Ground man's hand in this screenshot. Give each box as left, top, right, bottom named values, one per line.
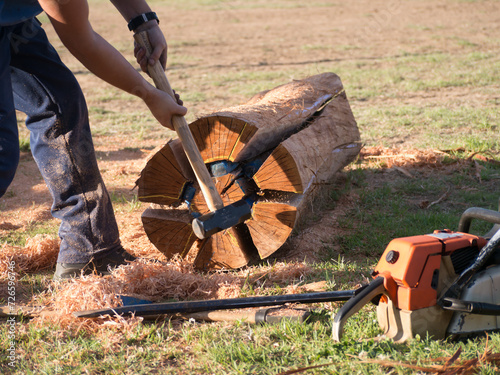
left=109, top=0, right=168, bottom=71
left=134, top=24, right=167, bottom=73
left=144, top=89, right=187, bottom=131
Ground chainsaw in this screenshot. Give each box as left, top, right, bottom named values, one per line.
left=333, top=201, right=500, bottom=342
left=75, top=203, right=500, bottom=343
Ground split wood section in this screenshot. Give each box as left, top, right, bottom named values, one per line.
left=137, top=72, right=361, bottom=270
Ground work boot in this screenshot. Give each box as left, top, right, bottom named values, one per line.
left=54, top=247, right=136, bottom=281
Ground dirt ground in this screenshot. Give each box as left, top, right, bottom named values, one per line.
left=1, top=0, right=499, bottom=265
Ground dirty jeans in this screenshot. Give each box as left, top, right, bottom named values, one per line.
left=0, top=18, right=122, bottom=263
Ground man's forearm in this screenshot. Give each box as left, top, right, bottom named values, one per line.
left=110, top=0, right=153, bottom=23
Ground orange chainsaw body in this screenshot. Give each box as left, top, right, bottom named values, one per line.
left=372, top=230, right=487, bottom=311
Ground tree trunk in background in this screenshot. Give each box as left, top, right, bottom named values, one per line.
left=136, top=72, right=361, bottom=270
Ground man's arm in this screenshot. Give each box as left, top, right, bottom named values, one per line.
left=37, top=0, right=185, bottom=129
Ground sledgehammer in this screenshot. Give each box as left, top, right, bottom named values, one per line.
left=134, top=32, right=252, bottom=239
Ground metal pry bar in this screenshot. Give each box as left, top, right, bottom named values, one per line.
left=74, top=289, right=359, bottom=319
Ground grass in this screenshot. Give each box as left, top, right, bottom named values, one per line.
left=0, top=221, right=58, bottom=248
left=331, top=160, right=500, bottom=257
left=3, top=0, right=500, bottom=373
left=110, top=192, right=141, bottom=213
left=18, top=138, right=30, bottom=153
left=3, top=312, right=500, bottom=374
left=3, top=153, right=499, bottom=374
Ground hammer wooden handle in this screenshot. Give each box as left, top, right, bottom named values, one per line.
left=134, top=31, right=224, bottom=211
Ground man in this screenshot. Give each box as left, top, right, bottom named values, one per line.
left=0, top=0, right=187, bottom=279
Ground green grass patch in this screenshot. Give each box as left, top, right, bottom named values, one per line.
left=326, top=157, right=500, bottom=261
left=357, top=105, right=499, bottom=149
left=110, top=192, right=141, bottom=213
left=326, top=51, right=499, bottom=101
left=0, top=220, right=58, bottom=248
left=18, top=137, right=30, bottom=153
left=88, top=107, right=174, bottom=143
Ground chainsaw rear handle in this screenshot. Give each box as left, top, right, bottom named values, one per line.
left=133, top=31, right=224, bottom=213
left=458, top=206, right=500, bottom=239
left=332, top=277, right=386, bottom=342
left=439, top=226, right=500, bottom=304
left=438, top=203, right=500, bottom=305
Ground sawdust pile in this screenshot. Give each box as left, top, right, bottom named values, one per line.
left=33, top=274, right=144, bottom=333
left=30, top=256, right=315, bottom=331
left=52, top=276, right=123, bottom=315
left=0, top=231, right=316, bottom=333
left=359, top=146, right=500, bottom=170
left=243, top=262, right=314, bottom=289
left=359, top=146, right=446, bottom=169
left=0, top=234, right=59, bottom=278
left=110, top=257, right=243, bottom=301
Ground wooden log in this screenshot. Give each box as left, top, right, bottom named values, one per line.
left=218, top=75, right=342, bottom=163
left=135, top=142, right=190, bottom=206
left=193, top=223, right=258, bottom=269
left=245, top=201, right=298, bottom=259
left=142, top=206, right=258, bottom=269
left=141, top=208, right=196, bottom=258
left=190, top=116, right=257, bottom=163
left=138, top=72, right=361, bottom=270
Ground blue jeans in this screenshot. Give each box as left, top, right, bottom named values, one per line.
left=0, top=19, right=122, bottom=263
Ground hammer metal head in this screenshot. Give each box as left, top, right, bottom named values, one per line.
left=192, top=199, right=253, bottom=239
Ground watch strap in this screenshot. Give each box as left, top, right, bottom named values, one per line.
left=127, top=12, right=159, bottom=32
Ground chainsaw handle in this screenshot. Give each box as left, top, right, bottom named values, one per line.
left=332, top=277, right=386, bottom=342
left=133, top=31, right=224, bottom=212
left=439, top=228, right=500, bottom=303
left=457, top=207, right=500, bottom=238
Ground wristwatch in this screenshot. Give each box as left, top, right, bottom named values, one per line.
left=127, top=12, right=159, bottom=32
